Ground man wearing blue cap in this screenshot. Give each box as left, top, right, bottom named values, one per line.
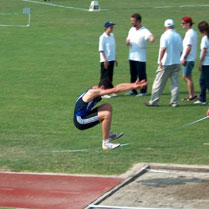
left=99, top=21, right=118, bottom=98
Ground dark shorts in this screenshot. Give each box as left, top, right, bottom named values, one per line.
left=183, top=61, right=194, bottom=76
left=73, top=108, right=100, bottom=130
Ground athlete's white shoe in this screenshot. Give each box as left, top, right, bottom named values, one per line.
left=109, top=132, right=124, bottom=142
left=102, top=142, right=120, bottom=150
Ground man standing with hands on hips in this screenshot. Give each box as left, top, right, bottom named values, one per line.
left=125, top=13, right=155, bottom=97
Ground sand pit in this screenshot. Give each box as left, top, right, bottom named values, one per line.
left=88, top=163, right=209, bottom=209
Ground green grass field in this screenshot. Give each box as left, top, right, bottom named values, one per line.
left=0, top=0, right=208, bottom=175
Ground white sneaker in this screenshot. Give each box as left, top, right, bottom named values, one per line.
left=109, top=132, right=124, bottom=142
left=102, top=142, right=120, bottom=150
left=194, top=100, right=207, bottom=105
left=101, top=95, right=111, bottom=99
left=136, top=93, right=147, bottom=97
left=110, top=93, right=118, bottom=97
left=171, top=103, right=179, bottom=107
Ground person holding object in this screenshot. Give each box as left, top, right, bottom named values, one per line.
left=73, top=79, right=147, bottom=150
left=194, top=21, right=209, bottom=105
left=180, top=16, right=198, bottom=101
left=125, top=13, right=154, bottom=97
left=99, top=21, right=118, bottom=98
left=146, top=19, right=182, bottom=107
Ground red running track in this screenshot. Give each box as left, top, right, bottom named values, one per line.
left=0, top=172, right=123, bottom=209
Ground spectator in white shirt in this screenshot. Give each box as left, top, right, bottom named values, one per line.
left=194, top=21, right=209, bottom=105
left=146, top=19, right=182, bottom=107
left=125, top=13, right=154, bottom=97
left=99, top=21, right=118, bottom=98
left=180, top=16, right=198, bottom=101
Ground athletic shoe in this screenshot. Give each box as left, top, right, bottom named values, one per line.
left=101, top=95, right=111, bottom=99
left=125, top=91, right=137, bottom=96
left=102, top=142, right=120, bottom=150
left=145, top=101, right=158, bottom=107
left=110, top=93, right=118, bottom=97
left=136, top=93, right=147, bottom=97
left=194, top=100, right=207, bottom=105
left=171, top=103, right=179, bottom=107
left=109, top=132, right=124, bottom=142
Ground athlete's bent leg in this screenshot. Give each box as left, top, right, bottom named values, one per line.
left=98, top=103, right=112, bottom=140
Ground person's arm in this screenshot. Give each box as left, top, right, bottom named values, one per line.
left=181, top=45, right=192, bottom=65
left=84, top=79, right=147, bottom=102
left=148, top=34, right=155, bottom=43
left=199, top=48, right=207, bottom=71
left=100, top=51, right=109, bottom=69
left=109, top=79, right=147, bottom=94
left=126, top=29, right=131, bottom=46
left=159, top=47, right=166, bottom=69
left=207, top=109, right=209, bottom=116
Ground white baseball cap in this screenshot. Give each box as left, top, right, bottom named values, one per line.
left=164, top=19, right=174, bottom=27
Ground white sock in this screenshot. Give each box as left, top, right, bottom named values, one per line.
left=103, top=138, right=111, bottom=144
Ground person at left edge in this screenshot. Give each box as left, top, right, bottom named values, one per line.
left=73, top=79, right=147, bottom=150
left=99, top=21, right=118, bottom=99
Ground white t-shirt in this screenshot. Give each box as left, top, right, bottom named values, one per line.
left=99, top=32, right=116, bottom=62
left=126, top=26, right=152, bottom=62
left=181, top=28, right=198, bottom=62
left=158, top=29, right=182, bottom=65
left=200, top=35, right=209, bottom=66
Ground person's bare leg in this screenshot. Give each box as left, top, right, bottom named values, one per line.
left=98, top=103, right=112, bottom=140
left=183, top=75, right=195, bottom=98
left=97, top=104, right=120, bottom=150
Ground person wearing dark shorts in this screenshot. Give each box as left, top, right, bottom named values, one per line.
left=73, top=79, right=147, bottom=150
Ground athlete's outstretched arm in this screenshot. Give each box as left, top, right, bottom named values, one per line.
left=83, top=79, right=147, bottom=102
left=99, top=79, right=147, bottom=96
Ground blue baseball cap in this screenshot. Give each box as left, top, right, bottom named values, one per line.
left=104, top=21, right=115, bottom=28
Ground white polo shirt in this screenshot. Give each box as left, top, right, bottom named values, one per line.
left=200, top=35, right=209, bottom=65
left=181, top=28, right=198, bottom=62
left=99, top=32, right=116, bottom=62
left=158, top=29, right=182, bottom=66
left=126, top=26, right=152, bottom=62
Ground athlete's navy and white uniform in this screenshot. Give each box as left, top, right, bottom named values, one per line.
left=73, top=89, right=101, bottom=130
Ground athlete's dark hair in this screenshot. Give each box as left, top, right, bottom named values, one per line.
left=131, top=13, right=142, bottom=23
left=198, top=21, right=209, bottom=38
left=98, top=79, right=113, bottom=89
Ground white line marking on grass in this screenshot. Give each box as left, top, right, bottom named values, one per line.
left=0, top=148, right=92, bottom=153
left=48, top=149, right=91, bottom=153
left=23, top=148, right=92, bottom=153
left=0, top=24, right=29, bottom=27
left=0, top=13, right=20, bottom=15
left=22, top=0, right=89, bottom=11
left=155, top=6, right=174, bottom=8
left=180, top=4, right=209, bottom=7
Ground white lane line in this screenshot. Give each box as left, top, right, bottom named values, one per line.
left=180, top=4, right=209, bottom=7
left=22, top=0, right=89, bottom=11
